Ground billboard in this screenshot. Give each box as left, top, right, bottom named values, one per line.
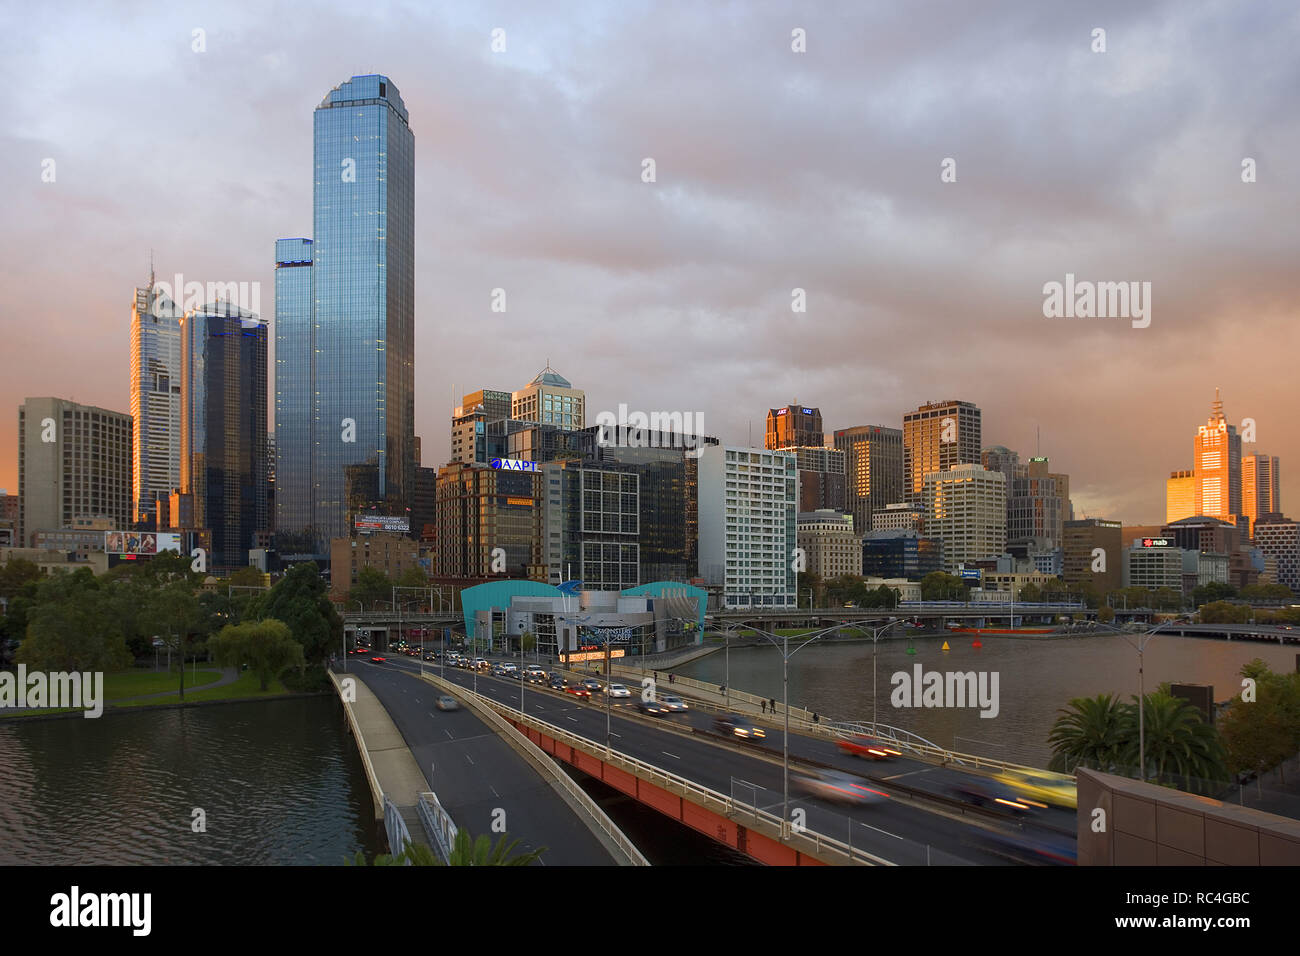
left=104, top=532, right=182, bottom=555
left=562, top=649, right=626, bottom=664
left=354, top=515, right=410, bottom=534
left=958, top=568, right=982, bottom=581
left=490, top=458, right=539, bottom=472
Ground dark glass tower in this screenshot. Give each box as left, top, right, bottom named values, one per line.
left=181, top=303, right=269, bottom=571
left=276, top=74, right=415, bottom=552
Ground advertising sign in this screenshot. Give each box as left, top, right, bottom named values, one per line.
left=490, top=458, right=539, bottom=472
left=562, top=649, right=626, bottom=664
left=354, top=515, right=410, bottom=533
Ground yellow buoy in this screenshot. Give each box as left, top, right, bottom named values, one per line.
left=941, top=641, right=950, bottom=651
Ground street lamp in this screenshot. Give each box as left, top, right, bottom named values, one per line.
left=1119, top=619, right=1177, bottom=783
left=840, top=618, right=906, bottom=733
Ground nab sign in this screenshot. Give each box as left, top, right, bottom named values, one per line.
left=491, top=458, right=539, bottom=472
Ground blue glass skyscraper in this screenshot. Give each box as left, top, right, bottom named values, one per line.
left=276, top=75, right=416, bottom=552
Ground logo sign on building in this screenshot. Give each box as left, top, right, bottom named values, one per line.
left=591, top=627, right=633, bottom=643
left=505, top=497, right=533, bottom=506
left=1141, top=538, right=1170, bottom=548
left=802, top=408, right=813, bottom=415
left=562, top=649, right=626, bottom=664
left=490, top=458, right=538, bottom=472
left=958, top=568, right=982, bottom=581
left=354, top=515, right=410, bottom=534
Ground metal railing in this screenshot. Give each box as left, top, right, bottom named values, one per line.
left=329, top=671, right=385, bottom=820
left=417, top=791, right=458, bottom=862
left=452, top=685, right=895, bottom=866
left=416, top=672, right=649, bottom=866
left=383, top=794, right=413, bottom=865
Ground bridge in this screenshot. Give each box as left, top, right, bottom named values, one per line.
left=708, top=602, right=1093, bottom=630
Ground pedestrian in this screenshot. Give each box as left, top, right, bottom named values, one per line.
left=769, top=697, right=776, bottom=712
left=761, top=699, right=767, bottom=714
left=719, top=683, right=726, bottom=694
left=669, top=673, right=675, bottom=684
left=813, top=712, right=819, bottom=724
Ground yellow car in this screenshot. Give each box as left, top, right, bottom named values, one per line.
left=992, top=770, right=1077, bottom=810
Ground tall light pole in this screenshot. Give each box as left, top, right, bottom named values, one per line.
left=1120, top=620, right=1174, bottom=783
left=840, top=618, right=905, bottom=733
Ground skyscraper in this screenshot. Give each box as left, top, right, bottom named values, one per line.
left=512, top=367, right=584, bottom=430
left=1193, top=389, right=1242, bottom=526
left=180, top=302, right=268, bottom=571
left=1166, top=469, right=1195, bottom=523
left=766, top=404, right=823, bottom=449
left=1242, top=454, right=1280, bottom=537
left=130, top=275, right=181, bottom=525
left=274, top=237, right=313, bottom=544
left=921, top=463, right=1006, bottom=571
left=275, top=75, right=415, bottom=552
left=903, top=400, right=981, bottom=505
left=18, top=398, right=132, bottom=546
left=834, top=424, right=903, bottom=530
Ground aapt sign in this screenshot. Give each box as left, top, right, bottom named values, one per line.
left=490, top=458, right=538, bottom=472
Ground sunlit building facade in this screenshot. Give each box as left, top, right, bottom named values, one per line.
left=766, top=404, right=823, bottom=450
left=130, top=278, right=182, bottom=525
left=1166, top=469, right=1195, bottom=524
left=904, top=400, right=981, bottom=506
left=834, top=424, right=903, bottom=532
left=1242, top=454, right=1280, bottom=538
left=921, top=463, right=1006, bottom=572
left=1193, top=389, right=1242, bottom=527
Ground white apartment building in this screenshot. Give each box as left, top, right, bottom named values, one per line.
left=698, top=446, right=798, bottom=609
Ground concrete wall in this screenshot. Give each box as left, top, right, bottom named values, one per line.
left=1077, top=768, right=1300, bottom=865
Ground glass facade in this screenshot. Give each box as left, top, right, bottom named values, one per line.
left=274, top=238, right=313, bottom=544
left=276, top=75, right=415, bottom=552
left=181, top=303, right=268, bottom=571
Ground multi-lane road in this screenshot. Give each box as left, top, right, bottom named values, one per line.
left=359, top=653, right=1078, bottom=865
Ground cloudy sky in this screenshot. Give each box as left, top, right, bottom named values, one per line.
left=2, top=0, right=1297, bottom=524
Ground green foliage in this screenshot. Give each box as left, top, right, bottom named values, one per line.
left=393, top=566, right=429, bottom=590
left=920, top=571, right=969, bottom=601
left=345, top=832, right=545, bottom=867
left=225, top=566, right=268, bottom=590
left=0, top=558, right=42, bottom=600
left=281, top=665, right=332, bottom=693
left=1097, top=605, right=1115, bottom=623
left=1218, top=660, right=1300, bottom=779
left=350, top=566, right=393, bottom=609
left=1048, top=694, right=1128, bottom=774
left=520, top=631, right=536, bottom=653
left=1238, top=582, right=1295, bottom=602
left=16, top=571, right=132, bottom=672
left=208, top=619, right=305, bottom=691
left=245, top=563, right=341, bottom=666
left=1191, top=581, right=1237, bottom=607
left=1199, top=601, right=1252, bottom=624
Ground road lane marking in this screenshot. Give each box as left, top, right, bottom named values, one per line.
left=857, top=822, right=904, bottom=840
left=465, top=754, right=475, bottom=765
left=565, top=716, right=578, bottom=722
left=662, top=751, right=681, bottom=760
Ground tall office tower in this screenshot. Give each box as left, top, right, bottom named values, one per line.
left=275, top=75, right=415, bottom=552
left=981, top=446, right=1019, bottom=485
left=791, top=446, right=846, bottom=512
left=1193, top=389, right=1242, bottom=526
left=921, top=463, right=1006, bottom=572
left=130, top=275, right=181, bottom=525
left=434, top=461, right=544, bottom=580
left=512, top=367, right=584, bottom=431
left=180, top=303, right=269, bottom=571
left=274, top=237, right=312, bottom=544
left=903, top=400, right=981, bottom=506
left=834, top=424, right=903, bottom=531
left=1167, top=469, right=1195, bottom=523
left=1252, top=517, right=1298, bottom=593
left=17, top=398, right=132, bottom=546
left=1242, top=454, right=1280, bottom=537
left=697, top=446, right=798, bottom=609
left=1063, top=518, right=1123, bottom=593
left=540, top=460, right=640, bottom=590
left=1026, top=456, right=1073, bottom=522
left=451, top=388, right=511, bottom=464
left=766, top=404, right=823, bottom=449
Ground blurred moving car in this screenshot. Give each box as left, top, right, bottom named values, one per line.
left=435, top=695, right=460, bottom=712
left=658, top=694, right=688, bottom=712
left=992, top=769, right=1078, bottom=810
left=949, top=776, right=1045, bottom=816
left=564, top=685, right=591, bottom=699
left=837, top=736, right=902, bottom=760
left=581, top=678, right=603, bottom=693
left=606, top=683, right=631, bottom=698
left=636, top=699, right=669, bottom=716
left=793, top=769, right=889, bottom=806
left=713, top=714, right=766, bottom=741
left=370, top=656, right=386, bottom=663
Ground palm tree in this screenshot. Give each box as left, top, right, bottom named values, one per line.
left=1127, top=692, right=1229, bottom=791
left=345, top=831, right=546, bottom=866
left=1047, top=694, right=1129, bottom=773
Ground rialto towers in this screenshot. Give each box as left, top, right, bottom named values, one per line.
left=275, top=75, right=416, bottom=552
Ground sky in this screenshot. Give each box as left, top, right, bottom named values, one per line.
left=1, top=0, right=1297, bottom=525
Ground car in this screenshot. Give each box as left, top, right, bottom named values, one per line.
left=949, top=777, right=1043, bottom=816
left=991, top=769, right=1078, bottom=810
left=636, top=699, right=669, bottom=716
left=793, top=770, right=889, bottom=806
left=606, top=683, right=631, bottom=698
left=581, top=678, right=603, bottom=692
left=713, top=714, right=766, bottom=741
left=473, top=658, right=489, bottom=671
left=837, top=735, right=902, bottom=760
left=548, top=676, right=568, bottom=689
left=526, top=672, right=547, bottom=684
left=423, top=653, right=436, bottom=661
left=564, top=686, right=591, bottom=698
left=370, top=656, right=386, bottom=663
left=658, top=694, right=688, bottom=712
left=435, top=695, right=460, bottom=712
left=502, top=662, right=518, bottom=673
left=524, top=664, right=547, bottom=676
left=491, top=664, right=508, bottom=677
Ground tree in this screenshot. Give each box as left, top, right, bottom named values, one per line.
left=143, top=581, right=206, bottom=700
left=1199, top=601, right=1251, bottom=624
left=1218, top=660, right=1300, bottom=782
left=245, top=562, right=342, bottom=667
left=1239, top=583, right=1295, bottom=602
left=1097, top=605, right=1115, bottom=624
left=920, top=571, right=969, bottom=601
left=1128, top=691, right=1229, bottom=789
left=225, top=566, right=268, bottom=590
left=520, top=630, right=536, bottom=654
left=0, top=558, right=42, bottom=600
left=350, top=566, right=392, bottom=609
left=1191, top=581, right=1237, bottom=607
left=208, top=619, right=305, bottom=691
left=17, top=574, right=132, bottom=673
left=1048, top=694, right=1129, bottom=773
left=346, top=832, right=546, bottom=866
left=394, top=566, right=429, bottom=590
left=1152, top=587, right=1185, bottom=612
left=104, top=549, right=199, bottom=588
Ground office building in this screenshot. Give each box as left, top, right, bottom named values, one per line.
left=1063, top=518, right=1123, bottom=593
left=903, top=400, right=981, bottom=506
left=180, top=302, right=269, bottom=571
left=1193, top=389, right=1243, bottom=526
left=512, top=366, right=584, bottom=431
left=330, top=531, right=421, bottom=600
left=130, top=274, right=182, bottom=525
left=540, top=460, right=640, bottom=590
left=1124, top=539, right=1185, bottom=591
left=18, top=398, right=132, bottom=547
left=792, top=445, right=847, bottom=513
left=451, top=388, right=511, bottom=464
left=434, top=461, right=544, bottom=582
left=1166, top=470, right=1195, bottom=524
left=797, top=510, right=861, bottom=581
left=697, top=446, right=797, bottom=609
left=275, top=75, right=416, bottom=552
left=1242, top=454, right=1280, bottom=537
left=766, top=404, right=823, bottom=450
left=861, top=529, right=942, bottom=580
left=920, top=463, right=1006, bottom=572
left=834, top=424, right=903, bottom=532
left=1252, top=517, right=1298, bottom=593
left=871, top=502, right=924, bottom=533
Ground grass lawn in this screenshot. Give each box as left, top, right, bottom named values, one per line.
left=117, top=668, right=288, bottom=707
left=105, top=669, right=223, bottom=700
